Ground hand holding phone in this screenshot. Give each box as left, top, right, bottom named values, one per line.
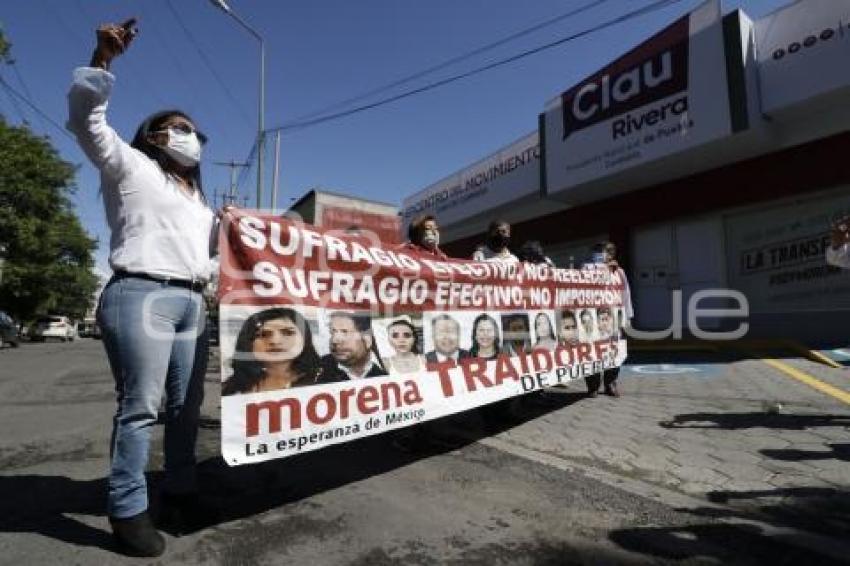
left=91, top=17, right=138, bottom=70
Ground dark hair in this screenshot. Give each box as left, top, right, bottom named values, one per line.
left=470, top=313, right=501, bottom=358
left=593, top=241, right=617, bottom=257
left=329, top=311, right=372, bottom=333
left=388, top=318, right=419, bottom=355
left=431, top=313, right=460, bottom=331
left=534, top=312, right=555, bottom=343
left=558, top=310, right=577, bottom=326
left=130, top=109, right=206, bottom=201
left=222, top=308, right=321, bottom=395
left=519, top=240, right=547, bottom=264
left=598, top=306, right=612, bottom=316
left=487, top=219, right=510, bottom=235
left=408, top=214, right=437, bottom=245
left=329, top=311, right=385, bottom=370
left=502, top=313, right=530, bottom=352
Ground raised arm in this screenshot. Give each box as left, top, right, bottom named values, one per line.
left=66, top=19, right=141, bottom=180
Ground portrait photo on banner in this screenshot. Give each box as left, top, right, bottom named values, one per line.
left=577, top=308, right=599, bottom=343
left=500, top=312, right=531, bottom=356
left=556, top=309, right=581, bottom=345
left=596, top=306, right=616, bottom=340
left=422, top=311, right=479, bottom=364
left=372, top=313, right=427, bottom=374
left=529, top=310, right=558, bottom=350
left=219, top=305, right=324, bottom=395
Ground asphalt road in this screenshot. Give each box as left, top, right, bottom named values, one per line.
left=0, top=340, right=843, bottom=565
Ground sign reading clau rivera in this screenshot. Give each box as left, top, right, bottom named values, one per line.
left=218, top=211, right=627, bottom=465
left=542, top=0, right=733, bottom=192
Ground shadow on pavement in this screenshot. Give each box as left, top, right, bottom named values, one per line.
left=0, top=474, right=116, bottom=552
left=659, top=412, right=850, bottom=430
left=761, top=443, right=850, bottom=462
left=157, top=390, right=589, bottom=536
left=700, top=486, right=850, bottom=539
left=609, top=521, right=845, bottom=565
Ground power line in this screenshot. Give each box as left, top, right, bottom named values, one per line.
left=0, top=75, right=75, bottom=141
left=164, top=0, right=253, bottom=124
left=290, top=0, right=616, bottom=123
left=269, top=0, right=682, bottom=134
left=0, top=72, right=27, bottom=124
left=9, top=62, right=48, bottom=132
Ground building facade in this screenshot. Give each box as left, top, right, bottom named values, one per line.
left=401, top=0, right=850, bottom=342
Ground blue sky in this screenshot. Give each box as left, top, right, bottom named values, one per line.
left=1, top=0, right=790, bottom=276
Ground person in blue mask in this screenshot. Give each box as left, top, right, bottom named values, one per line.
left=68, top=18, right=220, bottom=557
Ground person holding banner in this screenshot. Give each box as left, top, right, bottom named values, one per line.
left=599, top=242, right=632, bottom=397
left=469, top=314, right=502, bottom=359
left=318, top=311, right=387, bottom=382
left=472, top=220, right=519, bottom=263
left=222, top=308, right=323, bottom=395
left=67, top=18, right=219, bottom=557
left=383, top=316, right=426, bottom=374
left=398, top=214, right=448, bottom=260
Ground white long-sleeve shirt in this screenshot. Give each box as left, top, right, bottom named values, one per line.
left=826, top=243, right=850, bottom=269
left=67, top=67, right=216, bottom=281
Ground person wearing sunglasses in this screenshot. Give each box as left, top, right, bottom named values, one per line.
left=67, top=18, right=220, bottom=557
left=383, top=316, right=425, bottom=374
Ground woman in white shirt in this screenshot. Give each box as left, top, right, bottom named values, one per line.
left=67, top=19, right=217, bottom=557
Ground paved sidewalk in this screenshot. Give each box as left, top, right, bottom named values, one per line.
left=476, top=350, right=850, bottom=542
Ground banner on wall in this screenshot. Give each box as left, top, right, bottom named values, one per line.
left=725, top=189, right=850, bottom=313
left=218, top=211, right=627, bottom=465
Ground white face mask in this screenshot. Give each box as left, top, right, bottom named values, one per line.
left=422, top=229, right=440, bottom=247
left=162, top=127, right=202, bottom=167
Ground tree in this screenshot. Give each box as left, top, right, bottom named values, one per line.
left=0, top=29, right=99, bottom=322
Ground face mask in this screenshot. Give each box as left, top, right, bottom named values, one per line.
left=422, top=229, right=440, bottom=247
left=162, top=127, right=202, bottom=167
left=491, top=234, right=510, bottom=249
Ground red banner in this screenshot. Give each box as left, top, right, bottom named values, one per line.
left=219, top=211, right=627, bottom=465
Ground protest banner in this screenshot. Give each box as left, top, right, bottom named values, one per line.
left=218, top=210, right=627, bottom=465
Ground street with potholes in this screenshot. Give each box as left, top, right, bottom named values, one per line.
left=0, top=339, right=848, bottom=565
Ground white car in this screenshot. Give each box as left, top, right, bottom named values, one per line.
left=31, top=316, right=77, bottom=342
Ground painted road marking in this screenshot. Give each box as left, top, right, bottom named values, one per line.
left=762, top=358, right=850, bottom=406
left=630, top=364, right=702, bottom=375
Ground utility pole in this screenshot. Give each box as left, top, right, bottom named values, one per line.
left=271, top=131, right=281, bottom=214
left=213, top=160, right=251, bottom=205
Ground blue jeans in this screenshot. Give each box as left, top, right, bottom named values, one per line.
left=97, top=275, right=208, bottom=518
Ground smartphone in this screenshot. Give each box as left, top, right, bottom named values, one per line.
left=122, top=18, right=138, bottom=38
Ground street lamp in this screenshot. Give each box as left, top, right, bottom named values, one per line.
left=208, top=0, right=265, bottom=209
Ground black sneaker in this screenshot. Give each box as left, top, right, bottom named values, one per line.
left=109, top=511, right=165, bottom=557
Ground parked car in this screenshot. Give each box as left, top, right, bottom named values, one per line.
left=77, top=319, right=98, bottom=338
left=0, top=310, right=20, bottom=348
left=30, top=316, right=76, bottom=342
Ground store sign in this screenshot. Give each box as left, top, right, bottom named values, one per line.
left=401, top=132, right=539, bottom=231
left=755, top=0, right=850, bottom=115
left=725, top=189, right=850, bottom=313
left=543, top=0, right=734, bottom=193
